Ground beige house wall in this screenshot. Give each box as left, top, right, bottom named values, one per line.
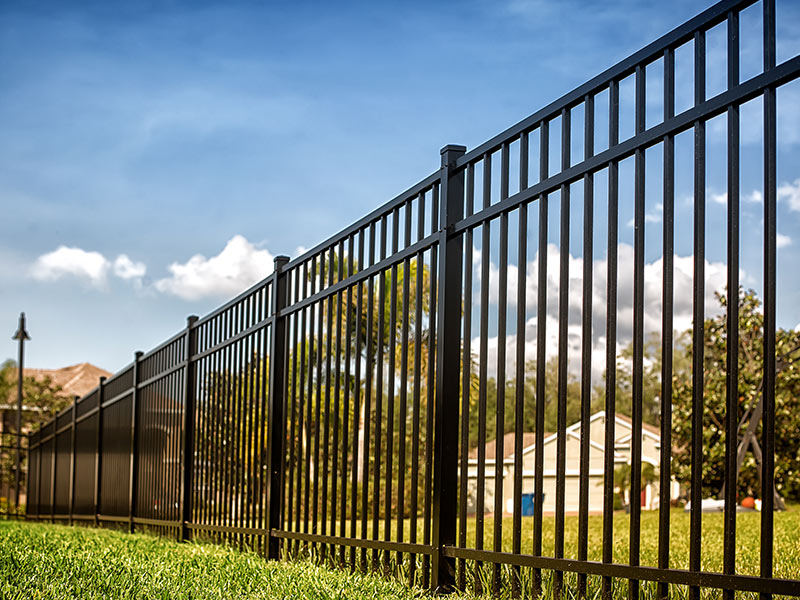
left=466, top=411, right=673, bottom=515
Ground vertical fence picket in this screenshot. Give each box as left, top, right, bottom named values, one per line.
left=689, top=28, right=707, bottom=600
left=129, top=351, right=143, bottom=533
left=179, top=316, right=199, bottom=542
left=68, top=403, right=76, bottom=525
left=94, top=377, right=106, bottom=526
left=723, top=12, right=740, bottom=600
left=657, top=44, right=675, bottom=600
left=761, top=3, right=777, bottom=599
left=577, top=92, right=594, bottom=600
left=602, top=78, right=619, bottom=600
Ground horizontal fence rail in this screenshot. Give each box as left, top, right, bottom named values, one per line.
left=25, top=0, right=800, bottom=597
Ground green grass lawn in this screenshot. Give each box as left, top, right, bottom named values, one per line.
left=3, top=509, right=799, bottom=599
left=0, top=520, right=429, bottom=600
left=462, top=508, right=800, bottom=579
left=278, top=508, right=800, bottom=597
left=452, top=509, right=800, bottom=598
left=280, top=507, right=800, bottom=579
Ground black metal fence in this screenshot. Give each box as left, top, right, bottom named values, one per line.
left=25, top=0, right=800, bottom=597
left=0, top=431, right=26, bottom=517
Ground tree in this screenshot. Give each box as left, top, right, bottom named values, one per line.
left=671, top=288, right=800, bottom=502
left=614, top=462, right=658, bottom=507
left=609, top=331, right=691, bottom=427
left=466, top=356, right=601, bottom=453
left=0, top=360, right=69, bottom=494
left=0, top=360, right=69, bottom=425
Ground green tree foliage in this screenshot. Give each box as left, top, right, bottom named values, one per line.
left=195, top=351, right=269, bottom=512
left=466, top=357, right=601, bottom=453
left=671, top=288, right=800, bottom=502
left=614, top=462, right=658, bottom=507
left=0, top=360, right=69, bottom=488
left=0, top=360, right=69, bottom=426
left=611, top=331, right=691, bottom=426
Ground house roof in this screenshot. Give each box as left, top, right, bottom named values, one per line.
left=468, top=431, right=546, bottom=461
left=614, top=412, right=661, bottom=437
left=468, top=411, right=663, bottom=463
left=22, top=363, right=112, bottom=399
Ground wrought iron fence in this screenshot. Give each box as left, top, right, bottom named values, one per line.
left=26, top=0, right=800, bottom=596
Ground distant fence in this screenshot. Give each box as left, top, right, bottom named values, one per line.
left=26, top=0, right=800, bottom=597
left=0, top=430, right=26, bottom=516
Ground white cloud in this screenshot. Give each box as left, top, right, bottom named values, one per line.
left=625, top=203, right=663, bottom=229
left=746, top=190, right=763, bottom=204
left=113, top=254, right=146, bottom=280
left=30, top=246, right=110, bottom=287
left=778, top=178, right=800, bottom=212
left=777, top=233, right=792, bottom=248
left=710, top=192, right=728, bottom=205
left=701, top=185, right=800, bottom=210
left=476, top=244, right=729, bottom=382
left=738, top=180, right=800, bottom=211
left=154, top=235, right=274, bottom=300
left=31, top=246, right=148, bottom=289
left=626, top=213, right=662, bottom=228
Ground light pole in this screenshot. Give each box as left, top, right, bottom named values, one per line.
left=12, top=312, right=30, bottom=513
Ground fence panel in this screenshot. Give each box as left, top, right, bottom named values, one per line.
left=135, top=336, right=185, bottom=535
left=38, top=436, right=53, bottom=516
left=100, top=393, right=133, bottom=517
left=53, top=428, right=70, bottom=515
left=271, top=176, right=442, bottom=585
left=26, top=434, right=39, bottom=515
left=73, top=413, right=98, bottom=516
left=189, top=277, right=273, bottom=548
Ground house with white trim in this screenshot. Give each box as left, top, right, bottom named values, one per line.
left=465, top=411, right=681, bottom=515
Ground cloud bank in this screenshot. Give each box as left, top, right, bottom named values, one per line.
left=29, top=235, right=274, bottom=300
left=475, top=242, right=732, bottom=382
left=153, top=235, right=274, bottom=300
left=30, top=246, right=139, bottom=288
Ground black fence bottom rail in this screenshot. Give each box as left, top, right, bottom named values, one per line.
left=443, top=547, right=800, bottom=597
left=271, top=529, right=434, bottom=556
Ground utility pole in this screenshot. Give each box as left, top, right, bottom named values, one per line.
left=11, top=312, right=30, bottom=513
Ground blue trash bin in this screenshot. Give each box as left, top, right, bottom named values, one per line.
left=521, top=493, right=535, bottom=516
left=521, top=492, right=545, bottom=516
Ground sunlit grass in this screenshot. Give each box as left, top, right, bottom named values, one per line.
left=465, top=507, right=800, bottom=579
left=280, top=507, right=800, bottom=579
left=280, top=507, right=800, bottom=597
left=4, top=508, right=799, bottom=599
left=0, top=520, right=430, bottom=599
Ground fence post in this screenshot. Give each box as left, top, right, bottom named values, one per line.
left=431, top=144, right=465, bottom=592
left=36, top=434, right=42, bottom=519
left=265, top=255, right=290, bottom=560
left=94, top=376, right=106, bottom=526
left=68, top=401, right=76, bottom=525
left=49, top=426, right=55, bottom=522
left=25, top=433, right=33, bottom=519
left=24, top=433, right=31, bottom=519
left=179, top=316, right=199, bottom=543
left=129, top=351, right=143, bottom=534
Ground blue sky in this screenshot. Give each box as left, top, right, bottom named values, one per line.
left=1, top=0, right=799, bottom=373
